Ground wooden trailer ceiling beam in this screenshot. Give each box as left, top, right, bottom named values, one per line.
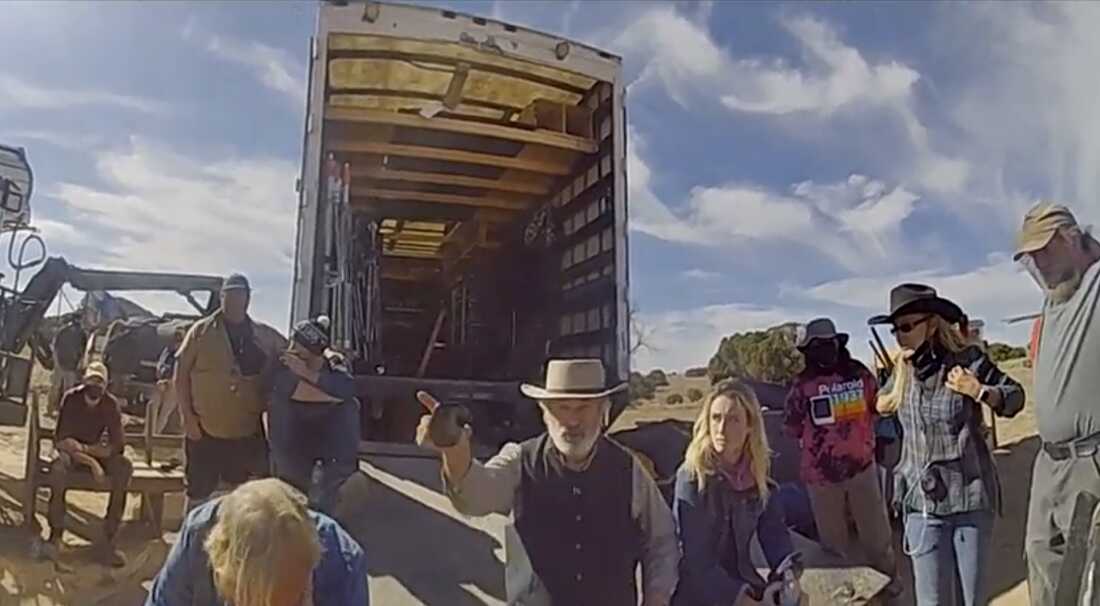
left=352, top=167, right=551, bottom=196
left=381, top=258, right=440, bottom=282
left=352, top=187, right=529, bottom=211
left=325, top=106, right=597, bottom=154
left=385, top=250, right=440, bottom=260
left=326, top=34, right=599, bottom=92
left=328, top=141, right=573, bottom=176
left=383, top=235, right=447, bottom=246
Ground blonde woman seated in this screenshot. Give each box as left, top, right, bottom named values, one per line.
left=672, top=380, right=804, bottom=606
left=145, top=478, right=368, bottom=606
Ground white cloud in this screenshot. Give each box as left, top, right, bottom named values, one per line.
left=613, top=7, right=726, bottom=107
left=940, top=4, right=1100, bottom=228
left=638, top=257, right=1039, bottom=372
left=560, top=0, right=583, bottom=36
left=634, top=303, right=809, bottom=373
left=681, top=269, right=720, bottom=281
left=184, top=25, right=306, bottom=110
left=0, top=73, right=166, bottom=114
left=615, top=11, right=916, bottom=117
left=796, top=256, right=1040, bottom=345
left=615, top=8, right=969, bottom=200
left=3, top=130, right=104, bottom=152
left=720, top=16, right=919, bottom=116
left=44, top=137, right=297, bottom=328
left=36, top=218, right=94, bottom=250
left=628, top=127, right=922, bottom=273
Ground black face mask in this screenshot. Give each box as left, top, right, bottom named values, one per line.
left=85, top=386, right=104, bottom=400
left=912, top=340, right=946, bottom=381
left=804, top=340, right=839, bottom=370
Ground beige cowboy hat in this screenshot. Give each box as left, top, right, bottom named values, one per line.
left=520, top=359, right=627, bottom=400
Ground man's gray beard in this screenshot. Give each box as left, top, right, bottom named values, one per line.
left=1048, top=269, right=1084, bottom=304
left=549, top=429, right=600, bottom=461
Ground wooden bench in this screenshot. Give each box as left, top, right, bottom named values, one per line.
left=22, top=391, right=185, bottom=536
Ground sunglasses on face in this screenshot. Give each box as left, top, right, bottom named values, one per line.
left=891, top=315, right=932, bottom=335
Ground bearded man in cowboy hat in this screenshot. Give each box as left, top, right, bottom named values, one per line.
left=416, top=358, right=680, bottom=606
left=1014, top=203, right=1100, bottom=605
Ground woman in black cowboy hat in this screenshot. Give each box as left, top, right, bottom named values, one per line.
left=872, top=284, right=1025, bottom=606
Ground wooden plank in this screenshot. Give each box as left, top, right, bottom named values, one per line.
left=353, top=187, right=529, bottom=211
left=326, top=106, right=597, bottom=153
left=441, top=214, right=485, bottom=265
left=381, top=259, right=440, bottom=282
left=353, top=167, right=550, bottom=195
left=327, top=58, right=582, bottom=109
left=417, top=309, right=447, bottom=378
left=327, top=34, right=598, bottom=92
left=330, top=140, right=573, bottom=176
left=383, top=234, right=447, bottom=245
left=330, top=94, right=507, bottom=121
left=385, top=250, right=440, bottom=259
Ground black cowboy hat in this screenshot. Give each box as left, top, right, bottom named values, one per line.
left=868, top=283, right=964, bottom=326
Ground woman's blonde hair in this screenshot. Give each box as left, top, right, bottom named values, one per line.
left=204, top=479, right=322, bottom=606
left=877, top=314, right=968, bottom=414
left=682, top=379, right=772, bottom=500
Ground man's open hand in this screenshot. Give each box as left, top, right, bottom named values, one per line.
left=183, top=415, right=202, bottom=441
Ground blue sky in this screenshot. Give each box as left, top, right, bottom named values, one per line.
left=4, top=1, right=1093, bottom=371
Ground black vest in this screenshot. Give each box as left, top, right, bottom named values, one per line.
left=515, top=434, right=641, bottom=606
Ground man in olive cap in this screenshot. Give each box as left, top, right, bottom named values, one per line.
left=176, top=273, right=285, bottom=511
left=45, top=362, right=132, bottom=567
left=1014, top=202, right=1100, bottom=604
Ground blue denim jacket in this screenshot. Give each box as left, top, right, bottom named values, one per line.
left=145, top=498, right=369, bottom=606
left=672, top=466, right=792, bottom=606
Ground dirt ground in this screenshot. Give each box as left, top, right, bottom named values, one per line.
left=0, top=360, right=1039, bottom=604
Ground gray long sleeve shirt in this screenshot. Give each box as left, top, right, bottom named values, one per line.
left=444, top=440, right=681, bottom=606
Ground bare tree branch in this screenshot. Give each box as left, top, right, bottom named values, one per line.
left=628, top=304, right=656, bottom=356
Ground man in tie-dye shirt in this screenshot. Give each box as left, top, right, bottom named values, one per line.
left=784, top=318, right=900, bottom=593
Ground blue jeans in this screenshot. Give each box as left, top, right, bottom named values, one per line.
left=904, top=511, right=993, bottom=606
left=269, top=399, right=361, bottom=513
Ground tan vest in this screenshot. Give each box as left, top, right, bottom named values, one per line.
left=188, top=312, right=268, bottom=439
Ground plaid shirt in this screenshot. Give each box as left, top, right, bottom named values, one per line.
left=891, top=346, right=1025, bottom=516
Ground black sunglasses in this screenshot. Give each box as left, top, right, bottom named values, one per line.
left=891, top=315, right=933, bottom=335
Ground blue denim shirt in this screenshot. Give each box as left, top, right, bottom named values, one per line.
left=671, top=466, right=793, bottom=606
left=145, top=498, right=369, bottom=606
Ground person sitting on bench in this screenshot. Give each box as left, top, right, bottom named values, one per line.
left=43, top=361, right=133, bottom=567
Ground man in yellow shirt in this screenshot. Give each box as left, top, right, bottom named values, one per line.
left=176, top=274, right=284, bottom=510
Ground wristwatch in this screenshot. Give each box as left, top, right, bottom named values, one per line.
left=977, top=386, right=991, bottom=404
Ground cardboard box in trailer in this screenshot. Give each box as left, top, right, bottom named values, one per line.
left=291, top=1, right=630, bottom=454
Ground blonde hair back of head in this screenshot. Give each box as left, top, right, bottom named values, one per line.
left=682, top=379, right=772, bottom=500
left=204, top=478, right=322, bottom=606
left=877, top=315, right=968, bottom=415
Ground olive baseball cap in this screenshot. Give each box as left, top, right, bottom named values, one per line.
left=83, top=361, right=109, bottom=384
left=1014, top=202, right=1079, bottom=261
left=221, top=273, right=251, bottom=292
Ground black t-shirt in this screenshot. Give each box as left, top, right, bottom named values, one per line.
left=224, top=318, right=265, bottom=377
